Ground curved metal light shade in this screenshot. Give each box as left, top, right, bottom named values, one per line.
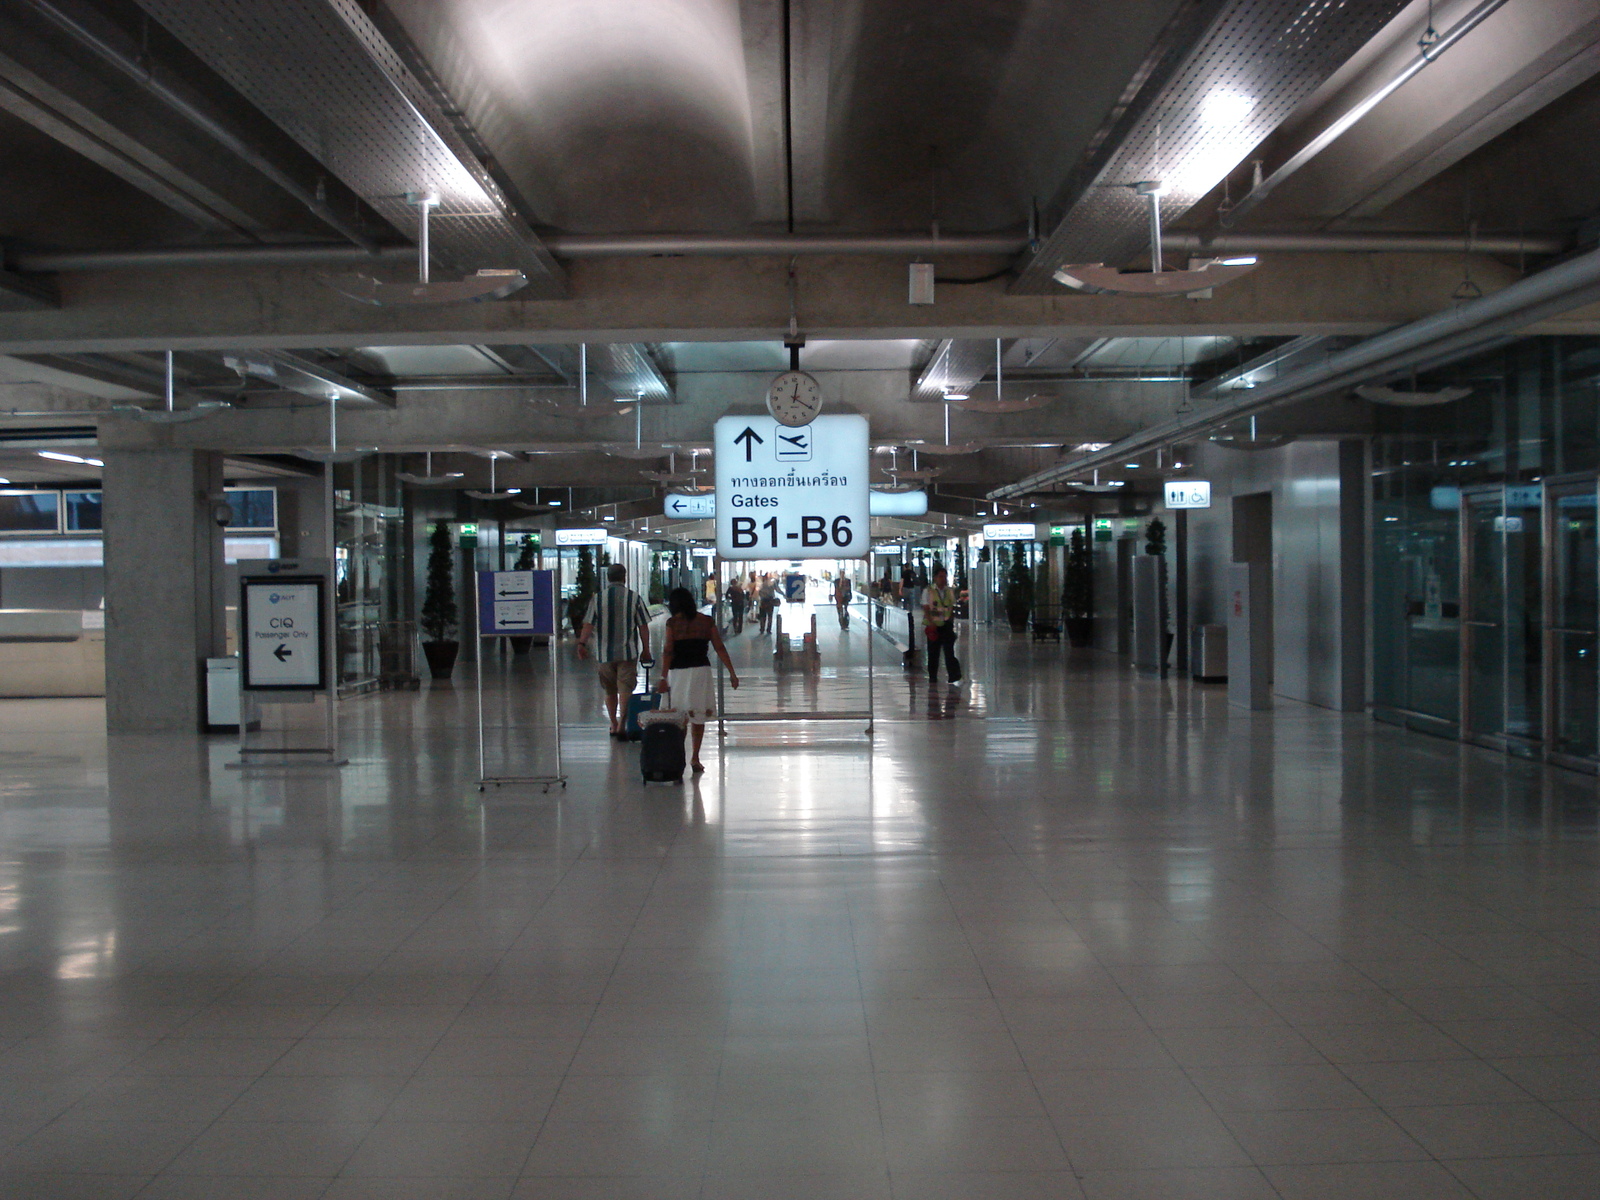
left=538, top=402, right=636, bottom=419
left=1208, top=434, right=1295, bottom=451
left=602, top=445, right=668, bottom=459
left=327, top=270, right=528, bottom=306
left=111, top=400, right=232, bottom=423
left=1051, top=260, right=1258, bottom=296
left=908, top=441, right=983, bottom=455
left=296, top=448, right=374, bottom=463
left=950, top=393, right=1055, bottom=415
left=1355, top=384, right=1474, bottom=406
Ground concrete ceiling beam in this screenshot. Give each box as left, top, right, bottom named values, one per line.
left=0, top=251, right=1561, bottom=354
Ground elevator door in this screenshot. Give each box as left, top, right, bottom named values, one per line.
left=1462, top=485, right=1543, bottom=752
left=1546, top=476, right=1599, bottom=766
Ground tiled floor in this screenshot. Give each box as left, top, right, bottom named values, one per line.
left=1, top=608, right=1599, bottom=1198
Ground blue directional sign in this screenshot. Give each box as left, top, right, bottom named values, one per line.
left=478, top=569, right=556, bottom=636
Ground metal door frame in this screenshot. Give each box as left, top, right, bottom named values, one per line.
left=1542, top=472, right=1600, bottom=773
left=1459, top=483, right=1542, bottom=756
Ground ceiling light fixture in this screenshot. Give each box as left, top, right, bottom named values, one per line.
left=112, top=350, right=231, bottom=423
left=396, top=451, right=465, bottom=485
left=1053, top=180, right=1259, bottom=296
left=329, top=190, right=528, bottom=306
left=38, top=450, right=102, bottom=467
left=466, top=451, right=521, bottom=500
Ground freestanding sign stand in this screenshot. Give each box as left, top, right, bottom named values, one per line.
left=474, top=568, right=565, bottom=791
left=232, top=560, right=345, bottom=767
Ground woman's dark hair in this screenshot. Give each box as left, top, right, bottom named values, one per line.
left=667, top=586, right=698, bottom=618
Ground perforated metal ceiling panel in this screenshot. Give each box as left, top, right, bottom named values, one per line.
left=133, top=0, right=565, bottom=296
left=1012, top=0, right=1409, bottom=293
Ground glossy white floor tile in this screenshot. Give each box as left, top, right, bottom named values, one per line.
left=2, top=616, right=1600, bottom=1198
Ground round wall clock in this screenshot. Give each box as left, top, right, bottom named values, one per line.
left=766, top=370, right=823, bottom=427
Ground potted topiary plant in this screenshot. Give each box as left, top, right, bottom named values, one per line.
left=420, top=520, right=459, bottom=680
left=1145, top=517, right=1173, bottom=663
left=648, top=553, right=665, bottom=605
left=1004, top=545, right=1034, bottom=632
left=566, top=544, right=597, bottom=636
left=509, top=534, right=537, bottom=654
left=1063, top=527, right=1093, bottom=647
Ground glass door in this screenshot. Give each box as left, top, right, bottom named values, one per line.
left=1461, top=484, right=1544, bottom=752
left=1545, top=476, right=1599, bottom=766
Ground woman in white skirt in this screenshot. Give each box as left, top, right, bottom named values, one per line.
left=657, top=587, right=740, bottom=773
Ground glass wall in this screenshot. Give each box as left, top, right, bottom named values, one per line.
left=333, top=459, right=405, bottom=693
left=1371, top=337, right=1600, bottom=761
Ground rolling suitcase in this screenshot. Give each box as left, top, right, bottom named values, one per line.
left=622, top=661, right=660, bottom=741
left=639, top=694, right=688, bottom=784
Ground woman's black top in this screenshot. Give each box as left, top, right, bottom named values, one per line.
left=669, top=619, right=712, bottom=668
left=672, top=637, right=711, bottom=668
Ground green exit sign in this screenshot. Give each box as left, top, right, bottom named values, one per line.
left=457, top=522, right=479, bottom=548
left=1049, top=525, right=1068, bottom=545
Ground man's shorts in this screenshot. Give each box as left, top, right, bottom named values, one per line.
left=596, top=659, right=638, bottom=697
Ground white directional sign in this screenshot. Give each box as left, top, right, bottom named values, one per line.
left=1164, top=480, right=1212, bottom=509
left=241, top=576, right=324, bottom=690
left=714, top=414, right=869, bottom=560
left=554, top=527, right=608, bottom=546
left=663, top=492, right=715, bottom=519
left=665, top=489, right=925, bottom=520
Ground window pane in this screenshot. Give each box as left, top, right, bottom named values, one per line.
left=63, top=491, right=102, bottom=531
left=0, top=491, right=60, bottom=533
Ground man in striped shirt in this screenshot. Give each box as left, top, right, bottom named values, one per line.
left=576, top=564, right=654, bottom=737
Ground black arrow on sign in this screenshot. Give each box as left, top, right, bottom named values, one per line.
left=273, top=643, right=292, bottom=662
left=670, top=498, right=686, bottom=512
left=734, top=427, right=764, bottom=462
left=497, top=587, right=529, bottom=597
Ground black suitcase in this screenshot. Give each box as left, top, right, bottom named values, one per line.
left=640, top=718, right=687, bottom=784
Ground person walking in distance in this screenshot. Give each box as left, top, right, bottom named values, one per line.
left=833, top=572, right=852, bottom=628
left=922, top=565, right=962, bottom=688
left=726, top=575, right=748, bottom=635
left=658, top=587, right=739, bottom=774
left=757, top=574, right=779, bottom=634
left=575, top=564, right=653, bottom=738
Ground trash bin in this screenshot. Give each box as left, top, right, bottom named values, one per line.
left=1191, top=625, right=1227, bottom=682
left=205, top=657, right=241, bottom=731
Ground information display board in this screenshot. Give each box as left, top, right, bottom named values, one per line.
left=477, top=569, right=557, bottom=636
left=240, top=575, right=325, bottom=690
left=666, top=489, right=926, bottom=519
left=714, top=414, right=869, bottom=560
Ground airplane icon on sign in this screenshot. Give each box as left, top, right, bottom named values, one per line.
left=775, top=429, right=811, bottom=461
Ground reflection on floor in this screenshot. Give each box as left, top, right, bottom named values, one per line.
left=1, top=615, right=1598, bottom=1199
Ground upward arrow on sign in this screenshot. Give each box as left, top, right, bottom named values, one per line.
left=734, top=427, right=764, bottom=462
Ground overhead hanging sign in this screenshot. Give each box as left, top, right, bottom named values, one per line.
left=982, top=522, right=1037, bottom=541
left=666, top=489, right=927, bottom=520
left=554, top=527, right=608, bottom=546
left=477, top=569, right=557, bottom=636
left=714, top=414, right=870, bottom=560
left=1165, top=480, right=1212, bottom=509
left=663, top=492, right=715, bottom=519
left=240, top=575, right=325, bottom=690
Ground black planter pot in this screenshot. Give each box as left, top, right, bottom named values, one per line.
left=1065, top=616, right=1092, bottom=648
left=422, top=640, right=459, bottom=681
left=1006, top=604, right=1030, bottom=632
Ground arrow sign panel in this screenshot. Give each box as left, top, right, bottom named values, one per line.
left=478, top=570, right=557, bottom=636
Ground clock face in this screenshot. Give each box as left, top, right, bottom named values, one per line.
left=766, top=371, right=823, bottom=427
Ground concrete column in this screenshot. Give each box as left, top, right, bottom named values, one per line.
left=102, top=449, right=226, bottom=732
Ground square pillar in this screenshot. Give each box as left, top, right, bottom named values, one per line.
left=102, top=449, right=227, bottom=732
